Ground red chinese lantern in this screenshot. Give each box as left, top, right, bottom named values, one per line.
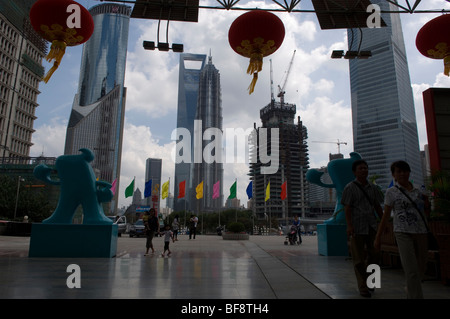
left=416, top=14, right=450, bottom=76
left=228, top=10, right=285, bottom=94
left=30, top=0, right=94, bottom=82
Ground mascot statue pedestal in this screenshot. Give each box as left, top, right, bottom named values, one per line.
left=316, top=224, right=348, bottom=256
left=29, top=224, right=118, bottom=258
left=306, top=152, right=362, bottom=256
left=28, top=149, right=118, bottom=258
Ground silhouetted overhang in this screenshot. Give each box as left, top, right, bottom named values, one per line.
left=311, top=0, right=387, bottom=29
left=131, top=0, right=200, bottom=22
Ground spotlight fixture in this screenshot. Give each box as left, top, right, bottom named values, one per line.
left=331, top=50, right=372, bottom=60
left=143, top=41, right=155, bottom=50
left=171, top=43, right=184, bottom=53
left=358, top=51, right=372, bottom=59
left=158, top=42, right=170, bottom=51
left=143, top=41, right=184, bottom=53
left=344, top=51, right=359, bottom=59
left=331, top=50, right=344, bottom=59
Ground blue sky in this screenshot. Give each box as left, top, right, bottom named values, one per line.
left=30, top=0, right=450, bottom=209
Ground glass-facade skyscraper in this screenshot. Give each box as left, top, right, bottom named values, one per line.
left=348, top=0, right=423, bottom=187
left=174, top=53, right=206, bottom=212
left=192, top=55, right=223, bottom=211
left=64, top=3, right=131, bottom=213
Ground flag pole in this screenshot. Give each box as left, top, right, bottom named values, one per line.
left=269, top=177, right=271, bottom=231
left=234, top=178, right=237, bottom=222
left=264, top=174, right=266, bottom=233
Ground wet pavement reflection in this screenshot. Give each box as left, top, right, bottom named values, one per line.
left=0, top=234, right=449, bottom=299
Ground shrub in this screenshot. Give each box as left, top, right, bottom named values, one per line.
left=227, top=222, right=245, bottom=233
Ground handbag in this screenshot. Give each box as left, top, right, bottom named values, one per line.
left=395, top=186, right=439, bottom=250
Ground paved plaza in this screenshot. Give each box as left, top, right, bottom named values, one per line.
left=0, top=234, right=449, bottom=300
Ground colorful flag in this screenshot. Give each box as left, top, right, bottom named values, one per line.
left=144, top=179, right=152, bottom=198
left=388, top=179, right=394, bottom=188
left=111, top=178, right=117, bottom=196
left=228, top=181, right=237, bottom=199
left=196, top=181, right=204, bottom=199
left=212, top=180, right=220, bottom=199
left=281, top=181, right=287, bottom=200
left=178, top=180, right=185, bottom=199
left=161, top=180, right=170, bottom=199
left=246, top=181, right=253, bottom=199
left=265, top=182, right=270, bottom=202
left=125, top=178, right=135, bottom=198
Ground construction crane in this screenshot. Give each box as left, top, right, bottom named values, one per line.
left=270, top=58, right=275, bottom=103
left=311, top=139, right=348, bottom=154
left=277, top=50, right=296, bottom=105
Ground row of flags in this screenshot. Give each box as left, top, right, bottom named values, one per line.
left=121, top=178, right=288, bottom=201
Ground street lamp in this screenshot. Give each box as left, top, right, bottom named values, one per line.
left=14, top=175, right=24, bottom=220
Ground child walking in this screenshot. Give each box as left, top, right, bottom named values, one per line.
left=161, top=224, right=174, bottom=257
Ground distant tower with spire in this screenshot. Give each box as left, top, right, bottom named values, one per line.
left=192, top=52, right=223, bottom=211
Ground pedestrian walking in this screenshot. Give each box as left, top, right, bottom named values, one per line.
left=144, top=208, right=159, bottom=256
left=172, top=214, right=180, bottom=241
left=293, top=215, right=302, bottom=244
left=161, top=224, right=174, bottom=257
left=189, top=214, right=198, bottom=239
left=341, top=159, right=383, bottom=298
left=375, top=160, right=431, bottom=299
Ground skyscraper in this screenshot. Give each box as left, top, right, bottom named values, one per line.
left=249, top=100, right=309, bottom=225
left=145, top=158, right=162, bottom=210
left=192, top=54, right=223, bottom=211
left=64, top=3, right=131, bottom=213
left=174, top=53, right=206, bottom=212
left=0, top=0, right=47, bottom=159
left=348, top=0, right=423, bottom=187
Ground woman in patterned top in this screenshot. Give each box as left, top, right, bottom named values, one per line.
left=375, top=160, right=431, bottom=299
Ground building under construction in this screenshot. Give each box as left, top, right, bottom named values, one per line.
left=249, top=99, right=309, bottom=227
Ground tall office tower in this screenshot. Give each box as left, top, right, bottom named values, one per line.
left=348, top=0, right=423, bottom=187
left=174, top=53, right=206, bottom=212
left=249, top=100, right=309, bottom=225
left=0, top=0, right=47, bottom=159
left=192, top=54, right=223, bottom=212
left=145, top=158, right=162, bottom=211
left=64, top=3, right=131, bottom=213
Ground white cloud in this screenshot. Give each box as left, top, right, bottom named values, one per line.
left=118, top=121, right=176, bottom=207
left=29, top=118, right=67, bottom=157
left=298, top=97, right=352, bottom=168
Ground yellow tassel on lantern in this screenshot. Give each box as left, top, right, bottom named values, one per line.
left=42, top=40, right=67, bottom=83
left=248, top=73, right=258, bottom=94
left=246, top=52, right=263, bottom=94
left=444, top=55, right=450, bottom=76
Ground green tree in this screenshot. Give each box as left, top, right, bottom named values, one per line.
left=0, top=175, right=53, bottom=222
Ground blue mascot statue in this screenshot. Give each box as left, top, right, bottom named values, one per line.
left=34, top=148, right=113, bottom=225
